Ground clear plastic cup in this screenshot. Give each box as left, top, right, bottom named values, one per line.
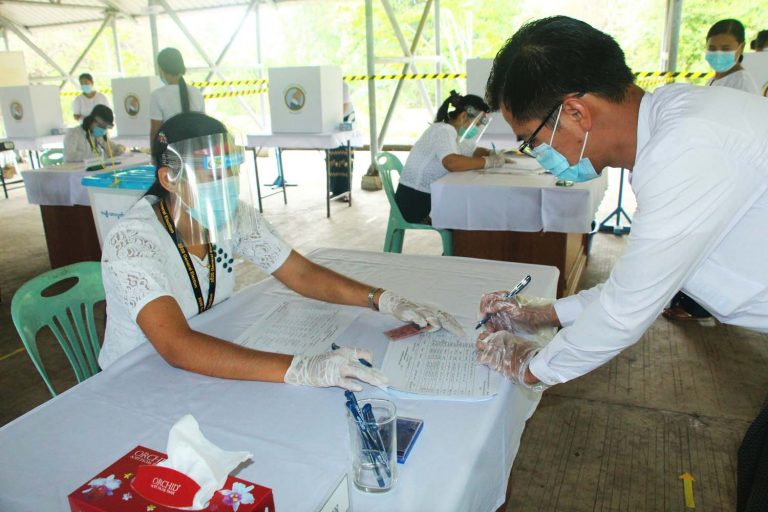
left=347, top=398, right=397, bottom=493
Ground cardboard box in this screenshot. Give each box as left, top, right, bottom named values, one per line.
left=111, top=76, right=162, bottom=137
left=465, top=58, right=514, bottom=137
left=68, top=446, right=274, bottom=512
left=267, top=66, right=343, bottom=134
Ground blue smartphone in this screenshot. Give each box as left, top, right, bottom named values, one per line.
left=396, top=417, right=424, bottom=464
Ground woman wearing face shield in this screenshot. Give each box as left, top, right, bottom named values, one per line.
left=98, top=112, right=464, bottom=391
left=63, top=104, right=125, bottom=164
left=394, top=90, right=502, bottom=224
left=704, top=19, right=758, bottom=94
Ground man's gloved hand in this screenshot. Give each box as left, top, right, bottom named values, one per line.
left=284, top=347, right=388, bottom=391
left=478, top=292, right=558, bottom=334
left=483, top=153, right=506, bottom=169
left=475, top=331, right=548, bottom=391
left=379, top=291, right=465, bottom=336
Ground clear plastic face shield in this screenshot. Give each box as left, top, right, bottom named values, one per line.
left=160, top=133, right=259, bottom=246
left=456, top=106, right=491, bottom=154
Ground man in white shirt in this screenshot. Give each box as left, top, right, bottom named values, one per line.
left=71, top=73, right=110, bottom=121
left=476, top=16, right=768, bottom=390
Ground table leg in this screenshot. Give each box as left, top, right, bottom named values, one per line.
left=250, top=147, right=263, bottom=214
left=277, top=148, right=288, bottom=204
left=347, top=141, right=352, bottom=207
left=0, top=168, right=8, bottom=199
left=325, top=149, right=331, bottom=218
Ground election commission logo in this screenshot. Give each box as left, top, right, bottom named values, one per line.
left=124, top=94, right=141, bottom=117
left=284, top=86, right=306, bottom=113
left=9, top=101, right=23, bottom=121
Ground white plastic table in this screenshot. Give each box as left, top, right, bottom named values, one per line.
left=0, top=248, right=558, bottom=512
left=246, top=131, right=361, bottom=217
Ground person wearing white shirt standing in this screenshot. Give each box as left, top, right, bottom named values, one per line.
left=149, top=47, right=205, bottom=140
left=395, top=91, right=502, bottom=224
left=99, top=111, right=463, bottom=391
left=71, top=73, right=110, bottom=121
left=704, top=19, right=759, bottom=94
left=476, top=16, right=768, bottom=390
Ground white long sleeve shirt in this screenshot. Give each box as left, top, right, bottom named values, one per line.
left=530, top=83, right=768, bottom=385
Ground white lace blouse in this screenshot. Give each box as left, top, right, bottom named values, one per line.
left=98, top=196, right=292, bottom=369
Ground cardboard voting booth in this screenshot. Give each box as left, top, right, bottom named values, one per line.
left=111, top=76, right=162, bottom=137
left=0, top=52, right=29, bottom=87
left=743, top=52, right=768, bottom=96
left=466, top=58, right=513, bottom=137
left=267, top=66, right=343, bottom=133
left=0, top=85, right=63, bottom=138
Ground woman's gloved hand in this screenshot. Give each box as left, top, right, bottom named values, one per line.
left=284, top=347, right=388, bottom=391
left=478, top=292, right=558, bottom=334
left=475, top=331, right=548, bottom=392
left=379, top=291, right=465, bottom=336
left=483, top=153, right=506, bottom=169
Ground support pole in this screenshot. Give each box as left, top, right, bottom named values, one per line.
left=112, top=16, right=123, bottom=75
left=361, top=0, right=381, bottom=189
left=2, top=27, right=9, bottom=51
left=660, top=0, right=683, bottom=72
left=434, top=0, right=441, bottom=103
left=149, top=0, right=160, bottom=75
left=61, top=13, right=113, bottom=88
left=255, top=3, right=266, bottom=129
left=201, top=0, right=259, bottom=84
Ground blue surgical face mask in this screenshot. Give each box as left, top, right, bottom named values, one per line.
left=459, top=125, right=479, bottom=140
left=91, top=126, right=107, bottom=138
left=81, top=84, right=93, bottom=94
left=705, top=51, right=737, bottom=73
left=531, top=106, right=598, bottom=183
left=186, top=175, right=240, bottom=231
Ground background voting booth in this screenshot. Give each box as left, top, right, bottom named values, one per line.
left=248, top=65, right=356, bottom=217
left=466, top=58, right=516, bottom=144
left=431, top=161, right=608, bottom=297
left=0, top=248, right=559, bottom=512
left=743, top=52, right=768, bottom=96
left=111, top=76, right=161, bottom=148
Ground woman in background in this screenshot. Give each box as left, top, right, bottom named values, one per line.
left=394, top=91, right=503, bottom=224
left=704, top=19, right=758, bottom=94
left=63, top=104, right=124, bottom=163
left=150, top=47, right=205, bottom=139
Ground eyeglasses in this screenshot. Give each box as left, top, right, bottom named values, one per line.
left=517, top=103, right=561, bottom=158
left=517, top=93, right=584, bottom=157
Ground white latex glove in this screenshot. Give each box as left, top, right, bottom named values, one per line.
left=479, top=292, right=558, bottom=334
left=284, top=347, right=388, bottom=392
left=483, top=154, right=506, bottom=169
left=475, top=330, right=548, bottom=392
left=378, top=291, right=465, bottom=336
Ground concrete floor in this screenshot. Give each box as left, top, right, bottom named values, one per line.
left=0, top=150, right=761, bottom=511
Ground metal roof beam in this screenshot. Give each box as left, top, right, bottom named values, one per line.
left=201, top=0, right=259, bottom=85
left=0, top=0, right=105, bottom=10
left=60, top=11, right=113, bottom=88
left=0, top=13, right=76, bottom=86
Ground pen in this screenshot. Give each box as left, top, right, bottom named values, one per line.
left=475, top=275, right=532, bottom=330
left=346, top=391, right=392, bottom=477
left=332, top=342, right=373, bottom=367
left=346, top=400, right=388, bottom=486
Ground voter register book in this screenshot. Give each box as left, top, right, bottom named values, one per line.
left=68, top=445, right=274, bottom=512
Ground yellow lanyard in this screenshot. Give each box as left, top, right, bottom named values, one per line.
left=87, top=130, right=116, bottom=168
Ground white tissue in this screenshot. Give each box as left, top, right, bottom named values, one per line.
left=158, top=414, right=252, bottom=510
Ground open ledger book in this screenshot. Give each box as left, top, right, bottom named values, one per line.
left=233, top=300, right=557, bottom=401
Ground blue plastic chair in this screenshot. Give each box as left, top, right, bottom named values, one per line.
left=11, top=262, right=105, bottom=396
left=375, top=152, right=452, bottom=255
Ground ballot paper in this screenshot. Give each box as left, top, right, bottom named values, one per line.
left=233, top=300, right=358, bottom=355
left=381, top=330, right=500, bottom=400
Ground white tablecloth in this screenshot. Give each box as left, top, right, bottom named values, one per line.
left=247, top=130, right=363, bottom=150
left=113, top=135, right=151, bottom=149
left=431, top=162, right=609, bottom=233
left=0, top=248, right=558, bottom=512
left=21, top=153, right=151, bottom=206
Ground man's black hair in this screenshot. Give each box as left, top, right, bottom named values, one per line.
left=79, top=73, right=94, bottom=83
left=145, top=112, right=228, bottom=198
left=485, top=16, right=635, bottom=123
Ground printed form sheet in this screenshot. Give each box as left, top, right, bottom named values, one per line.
left=234, top=300, right=358, bottom=355
left=381, top=330, right=500, bottom=400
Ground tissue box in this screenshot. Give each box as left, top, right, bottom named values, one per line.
left=68, top=446, right=274, bottom=512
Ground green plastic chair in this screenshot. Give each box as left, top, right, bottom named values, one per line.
left=40, top=148, right=65, bottom=167
left=11, top=262, right=105, bottom=397
left=376, top=152, right=453, bottom=255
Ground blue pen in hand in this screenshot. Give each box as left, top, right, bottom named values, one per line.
left=332, top=342, right=373, bottom=367
left=475, top=274, right=532, bottom=330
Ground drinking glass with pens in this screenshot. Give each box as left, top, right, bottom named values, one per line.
left=345, top=391, right=397, bottom=492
